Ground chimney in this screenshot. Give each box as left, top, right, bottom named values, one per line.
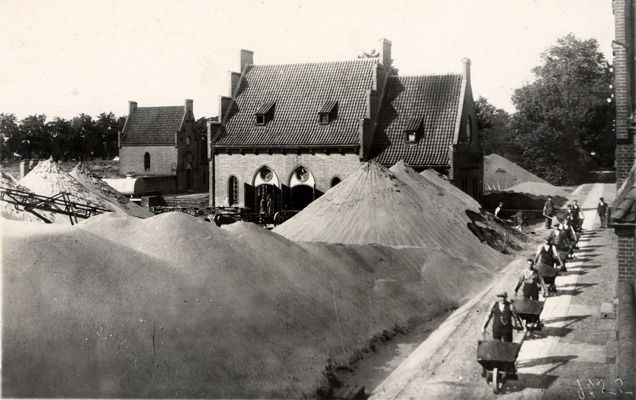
left=229, top=71, right=241, bottom=96
left=240, top=49, right=254, bottom=72
left=129, top=101, right=137, bottom=115
left=379, top=38, right=392, bottom=71
left=461, top=58, right=471, bottom=84
left=185, top=99, right=193, bottom=114
left=219, top=96, right=232, bottom=119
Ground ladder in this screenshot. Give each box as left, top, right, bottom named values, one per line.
left=0, top=187, right=111, bottom=225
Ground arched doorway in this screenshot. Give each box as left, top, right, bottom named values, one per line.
left=254, top=166, right=280, bottom=214
left=185, top=163, right=193, bottom=191
left=289, top=166, right=316, bottom=211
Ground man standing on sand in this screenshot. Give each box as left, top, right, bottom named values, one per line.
left=598, top=197, right=608, bottom=228
left=482, top=291, right=526, bottom=342
left=495, top=202, right=503, bottom=218
left=543, top=197, right=555, bottom=229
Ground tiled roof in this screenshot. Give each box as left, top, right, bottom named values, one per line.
left=611, top=163, right=636, bottom=223
left=121, top=106, right=185, bottom=145
left=369, top=75, right=463, bottom=167
left=213, top=59, right=378, bottom=147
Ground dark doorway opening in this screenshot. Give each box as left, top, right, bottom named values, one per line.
left=291, top=185, right=314, bottom=211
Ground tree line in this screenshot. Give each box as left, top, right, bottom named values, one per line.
left=0, top=112, right=126, bottom=162
left=477, top=34, right=615, bottom=185
left=0, top=113, right=210, bottom=163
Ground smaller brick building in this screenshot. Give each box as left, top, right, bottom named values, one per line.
left=118, top=99, right=207, bottom=193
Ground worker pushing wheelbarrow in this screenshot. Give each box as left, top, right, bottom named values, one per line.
left=477, top=338, right=524, bottom=394
left=533, top=237, right=565, bottom=293
left=512, top=296, right=544, bottom=332
left=480, top=290, right=527, bottom=394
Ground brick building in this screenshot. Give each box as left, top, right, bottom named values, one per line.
left=208, top=38, right=482, bottom=212
left=118, top=99, right=207, bottom=193
left=611, top=0, right=636, bottom=395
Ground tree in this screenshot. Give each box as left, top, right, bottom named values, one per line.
left=0, top=113, right=21, bottom=160
left=511, top=34, right=614, bottom=184
left=475, top=97, right=515, bottom=158
left=19, top=114, right=49, bottom=159
left=95, top=113, right=125, bottom=160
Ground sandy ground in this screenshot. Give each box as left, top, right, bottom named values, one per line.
left=369, top=183, right=618, bottom=399
left=1, top=159, right=526, bottom=398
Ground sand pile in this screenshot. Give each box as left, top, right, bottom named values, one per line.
left=419, top=168, right=482, bottom=212
left=3, top=211, right=501, bottom=398
left=19, top=158, right=112, bottom=212
left=484, top=154, right=547, bottom=191
left=483, top=154, right=570, bottom=210
left=274, top=161, right=506, bottom=267
left=0, top=172, right=56, bottom=223
left=70, top=162, right=152, bottom=218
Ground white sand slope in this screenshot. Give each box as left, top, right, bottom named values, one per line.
left=3, top=211, right=501, bottom=397
left=0, top=172, right=56, bottom=223
left=274, top=161, right=507, bottom=269
left=419, top=168, right=482, bottom=211
left=484, top=153, right=548, bottom=191
left=19, top=158, right=113, bottom=212
left=70, top=162, right=153, bottom=218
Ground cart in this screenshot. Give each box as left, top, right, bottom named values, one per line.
left=477, top=339, right=523, bottom=394
left=513, top=297, right=544, bottom=331
left=536, top=263, right=559, bottom=292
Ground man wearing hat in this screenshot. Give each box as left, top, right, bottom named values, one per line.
left=482, top=291, right=526, bottom=342
left=597, top=197, right=608, bottom=228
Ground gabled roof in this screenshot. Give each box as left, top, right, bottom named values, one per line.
left=213, top=59, right=378, bottom=147
left=612, top=163, right=636, bottom=223
left=121, top=106, right=185, bottom=145
left=369, top=75, right=463, bottom=167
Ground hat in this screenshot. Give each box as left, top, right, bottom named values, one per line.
left=496, top=291, right=508, bottom=298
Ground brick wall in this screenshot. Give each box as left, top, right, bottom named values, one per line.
left=616, top=226, right=636, bottom=284
left=614, top=0, right=636, bottom=186
left=211, top=151, right=362, bottom=207
left=119, top=146, right=177, bottom=177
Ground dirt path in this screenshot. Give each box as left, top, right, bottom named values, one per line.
left=370, top=183, right=618, bottom=400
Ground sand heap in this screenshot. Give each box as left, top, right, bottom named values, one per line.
left=274, top=161, right=503, bottom=267
left=19, top=158, right=112, bottom=212
left=3, top=209, right=503, bottom=398
left=70, top=162, right=152, bottom=218
left=0, top=172, right=56, bottom=223
left=484, top=154, right=570, bottom=198
left=420, top=168, right=482, bottom=211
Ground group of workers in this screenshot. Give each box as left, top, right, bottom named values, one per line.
left=482, top=197, right=598, bottom=342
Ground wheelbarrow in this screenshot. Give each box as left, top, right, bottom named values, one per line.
left=477, top=338, right=524, bottom=394
left=512, top=297, right=544, bottom=331
left=536, top=262, right=559, bottom=292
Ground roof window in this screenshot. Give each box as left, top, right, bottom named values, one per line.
left=404, top=117, right=423, bottom=144
left=255, top=100, right=276, bottom=126
left=318, top=100, right=338, bottom=125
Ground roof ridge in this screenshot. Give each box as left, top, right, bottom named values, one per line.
left=135, top=105, right=185, bottom=110
left=392, top=73, right=462, bottom=78
left=246, top=58, right=378, bottom=68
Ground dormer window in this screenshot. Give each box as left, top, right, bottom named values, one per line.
left=404, top=117, right=423, bottom=144
left=255, top=100, right=275, bottom=126
left=318, top=100, right=338, bottom=125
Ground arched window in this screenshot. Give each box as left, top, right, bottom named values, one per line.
left=465, top=116, right=473, bottom=144
left=144, top=152, right=150, bottom=170
left=228, top=176, right=239, bottom=206
left=331, top=177, right=341, bottom=187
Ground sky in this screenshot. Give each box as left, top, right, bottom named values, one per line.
left=0, top=0, right=615, bottom=121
